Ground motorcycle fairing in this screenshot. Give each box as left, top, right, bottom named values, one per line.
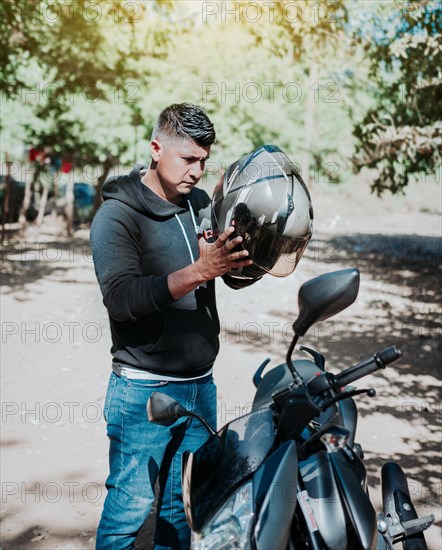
left=330, top=449, right=378, bottom=550
left=252, top=440, right=298, bottom=550
left=252, top=359, right=320, bottom=411
left=182, top=408, right=275, bottom=533
left=337, top=396, right=358, bottom=449
left=299, top=450, right=348, bottom=549
left=252, top=360, right=358, bottom=442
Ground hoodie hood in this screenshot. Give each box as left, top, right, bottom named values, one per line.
left=101, top=164, right=187, bottom=219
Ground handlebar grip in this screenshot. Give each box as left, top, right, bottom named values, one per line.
left=379, top=345, right=402, bottom=365
left=335, top=346, right=402, bottom=388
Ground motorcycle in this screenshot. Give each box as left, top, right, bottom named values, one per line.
left=147, top=268, right=434, bottom=549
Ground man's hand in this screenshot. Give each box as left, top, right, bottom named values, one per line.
left=196, top=226, right=253, bottom=280
left=167, top=226, right=253, bottom=300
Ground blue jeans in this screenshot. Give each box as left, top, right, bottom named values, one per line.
left=96, top=372, right=217, bottom=550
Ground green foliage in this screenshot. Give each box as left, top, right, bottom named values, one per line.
left=351, top=0, right=442, bottom=194
left=2, top=0, right=120, bottom=98
left=1, top=0, right=175, bottom=170
left=22, top=95, right=135, bottom=165
left=1, top=0, right=440, bottom=197
left=241, top=0, right=349, bottom=61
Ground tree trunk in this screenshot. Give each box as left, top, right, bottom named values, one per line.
left=302, top=59, right=317, bottom=187
left=19, top=177, right=33, bottom=226
left=1, top=152, right=13, bottom=243
left=19, top=162, right=44, bottom=224
left=36, top=178, right=50, bottom=225
left=94, top=156, right=115, bottom=214
left=64, top=177, right=75, bottom=236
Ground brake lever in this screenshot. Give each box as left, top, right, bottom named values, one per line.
left=321, top=387, right=376, bottom=411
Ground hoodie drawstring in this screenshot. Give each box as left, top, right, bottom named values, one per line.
left=188, top=200, right=199, bottom=234
left=174, top=200, right=199, bottom=264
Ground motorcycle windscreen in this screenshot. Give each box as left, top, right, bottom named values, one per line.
left=184, top=409, right=275, bottom=533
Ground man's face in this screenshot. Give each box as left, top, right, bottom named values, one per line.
left=150, top=137, right=210, bottom=203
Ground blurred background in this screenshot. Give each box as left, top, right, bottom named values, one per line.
left=1, top=1, right=441, bottom=548
left=1, top=0, right=440, bottom=230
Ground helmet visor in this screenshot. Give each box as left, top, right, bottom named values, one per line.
left=234, top=204, right=310, bottom=277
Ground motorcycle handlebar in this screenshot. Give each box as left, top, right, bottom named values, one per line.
left=378, top=346, right=402, bottom=365
left=334, top=346, right=402, bottom=388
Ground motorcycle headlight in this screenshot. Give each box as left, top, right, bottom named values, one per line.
left=191, top=481, right=254, bottom=550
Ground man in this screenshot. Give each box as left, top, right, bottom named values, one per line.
left=91, top=103, right=253, bottom=550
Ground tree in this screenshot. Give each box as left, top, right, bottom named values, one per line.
left=1, top=0, right=175, bottom=230
left=236, top=0, right=349, bottom=185
left=1, top=0, right=133, bottom=98
left=351, top=0, right=441, bottom=194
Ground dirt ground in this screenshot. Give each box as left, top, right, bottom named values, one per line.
left=1, top=175, right=441, bottom=549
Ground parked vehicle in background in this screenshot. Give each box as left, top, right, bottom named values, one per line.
left=0, top=175, right=25, bottom=223
left=1, top=176, right=96, bottom=225
left=62, top=182, right=96, bottom=223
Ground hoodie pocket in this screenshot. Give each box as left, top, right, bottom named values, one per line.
left=148, top=307, right=220, bottom=369
left=145, top=314, right=166, bottom=353
left=123, top=311, right=165, bottom=354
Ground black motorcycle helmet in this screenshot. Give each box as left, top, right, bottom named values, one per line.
left=212, top=145, right=313, bottom=280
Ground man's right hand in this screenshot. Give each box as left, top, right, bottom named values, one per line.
left=196, top=226, right=253, bottom=280
left=167, top=226, right=253, bottom=300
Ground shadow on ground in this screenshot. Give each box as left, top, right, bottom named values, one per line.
left=1, top=230, right=440, bottom=548
left=0, top=526, right=96, bottom=550
left=1, top=238, right=93, bottom=295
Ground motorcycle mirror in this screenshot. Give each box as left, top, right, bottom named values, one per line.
left=293, top=268, right=360, bottom=336
left=147, top=392, right=218, bottom=436
left=147, top=392, right=186, bottom=426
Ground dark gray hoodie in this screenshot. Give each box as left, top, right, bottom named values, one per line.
left=90, top=165, right=220, bottom=377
